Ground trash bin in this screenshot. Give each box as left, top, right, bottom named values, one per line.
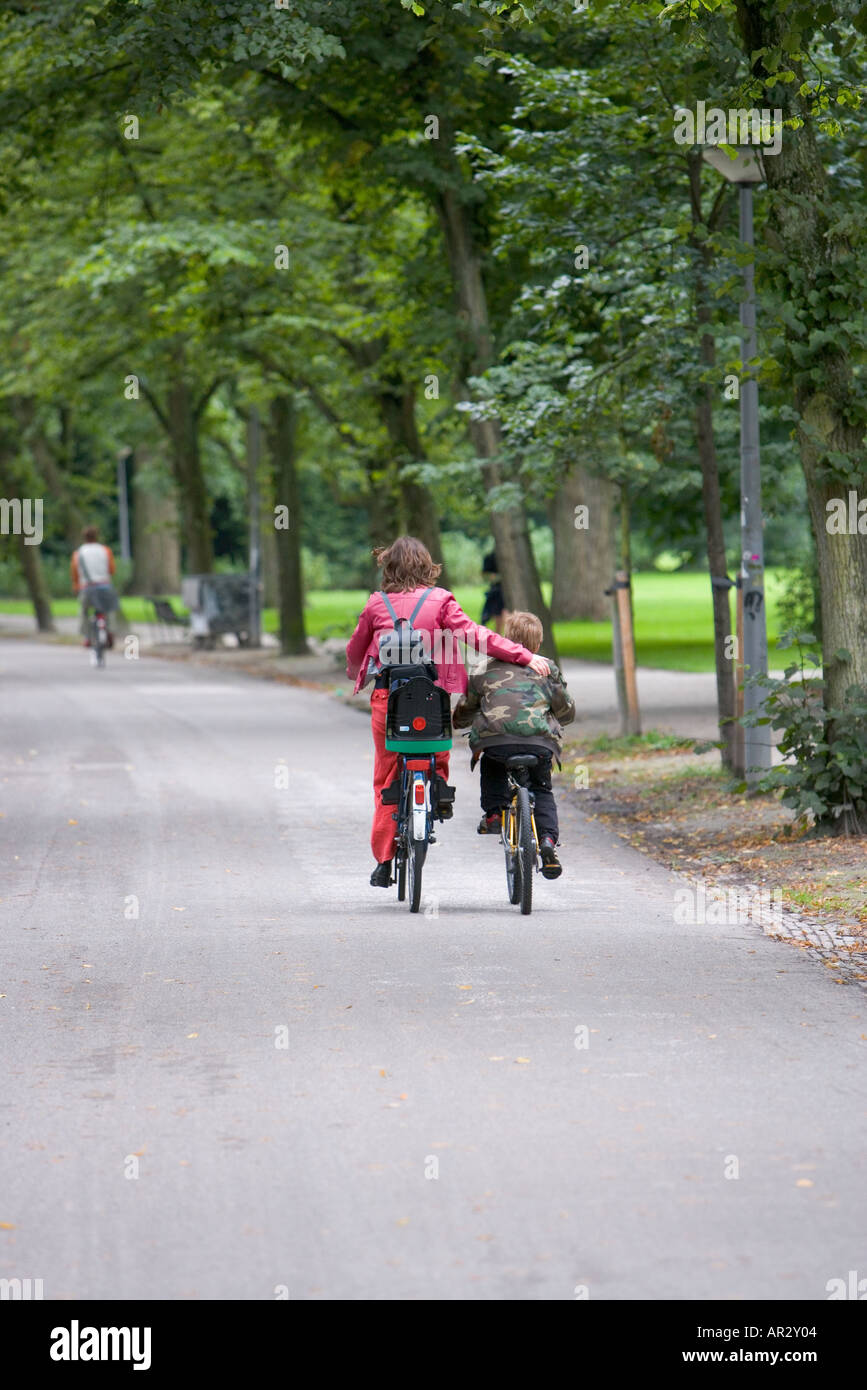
left=181, top=574, right=257, bottom=649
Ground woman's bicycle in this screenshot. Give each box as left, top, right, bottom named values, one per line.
left=500, top=754, right=541, bottom=916
left=381, top=663, right=454, bottom=914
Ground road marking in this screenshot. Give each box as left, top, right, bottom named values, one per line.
left=71, top=763, right=133, bottom=771
left=131, top=684, right=239, bottom=695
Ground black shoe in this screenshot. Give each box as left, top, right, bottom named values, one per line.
left=370, top=861, right=393, bottom=887
left=539, top=837, right=562, bottom=879
left=477, top=813, right=501, bottom=835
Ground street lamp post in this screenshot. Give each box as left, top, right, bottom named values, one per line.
left=701, top=145, right=772, bottom=783
left=117, top=446, right=133, bottom=563
left=246, top=407, right=262, bottom=649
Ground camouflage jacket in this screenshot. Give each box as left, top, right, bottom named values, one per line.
left=452, top=659, right=576, bottom=757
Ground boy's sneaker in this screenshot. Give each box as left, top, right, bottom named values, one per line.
left=370, top=861, right=392, bottom=887
left=477, top=812, right=501, bottom=835
left=539, top=836, right=562, bottom=879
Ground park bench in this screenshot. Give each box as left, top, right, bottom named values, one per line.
left=147, top=597, right=191, bottom=643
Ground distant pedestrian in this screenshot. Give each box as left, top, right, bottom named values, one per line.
left=480, top=549, right=508, bottom=635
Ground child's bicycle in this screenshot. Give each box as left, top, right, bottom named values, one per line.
left=500, top=755, right=541, bottom=916
left=380, top=663, right=454, bottom=914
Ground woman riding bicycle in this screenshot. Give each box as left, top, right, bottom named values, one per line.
left=346, top=535, right=550, bottom=887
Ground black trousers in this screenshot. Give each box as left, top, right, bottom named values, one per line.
left=478, top=744, right=559, bottom=842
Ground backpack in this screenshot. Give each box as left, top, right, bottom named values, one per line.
left=377, top=588, right=435, bottom=674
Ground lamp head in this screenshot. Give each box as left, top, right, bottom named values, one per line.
left=701, top=144, right=766, bottom=185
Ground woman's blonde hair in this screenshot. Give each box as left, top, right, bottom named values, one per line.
left=504, top=610, right=543, bottom=652
left=373, top=536, right=442, bottom=593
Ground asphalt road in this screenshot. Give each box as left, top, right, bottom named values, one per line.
left=1, top=638, right=864, bottom=1300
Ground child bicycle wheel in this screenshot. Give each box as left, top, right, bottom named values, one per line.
left=515, top=785, right=534, bottom=916
left=503, top=806, right=520, bottom=905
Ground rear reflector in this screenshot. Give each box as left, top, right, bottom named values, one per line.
left=412, top=717, right=426, bottom=730
left=414, top=783, right=425, bottom=805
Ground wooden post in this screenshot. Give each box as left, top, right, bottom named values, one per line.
left=608, top=578, right=628, bottom=735
left=734, top=572, right=745, bottom=776
left=615, top=570, right=641, bottom=735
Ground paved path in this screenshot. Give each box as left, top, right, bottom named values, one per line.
left=1, top=639, right=863, bottom=1300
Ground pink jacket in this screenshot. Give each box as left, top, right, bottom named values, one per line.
left=345, top=586, right=533, bottom=695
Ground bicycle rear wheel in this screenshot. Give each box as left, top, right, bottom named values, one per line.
left=516, top=786, right=534, bottom=916
left=407, top=838, right=426, bottom=913
left=503, top=807, right=520, bottom=905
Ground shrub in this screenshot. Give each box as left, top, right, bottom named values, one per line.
left=742, top=632, right=867, bottom=835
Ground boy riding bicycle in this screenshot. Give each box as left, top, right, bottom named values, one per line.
left=452, top=611, right=575, bottom=879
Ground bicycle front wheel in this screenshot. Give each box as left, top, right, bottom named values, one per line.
left=407, top=838, right=426, bottom=914
left=516, top=786, right=534, bottom=916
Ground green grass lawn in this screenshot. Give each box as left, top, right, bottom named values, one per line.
left=0, top=570, right=789, bottom=674
left=294, top=572, right=789, bottom=673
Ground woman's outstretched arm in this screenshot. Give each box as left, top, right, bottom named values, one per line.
left=440, top=594, right=550, bottom=676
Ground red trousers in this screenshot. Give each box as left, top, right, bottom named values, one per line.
left=370, top=689, right=450, bottom=863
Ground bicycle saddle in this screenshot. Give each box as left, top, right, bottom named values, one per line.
left=505, top=754, right=539, bottom=770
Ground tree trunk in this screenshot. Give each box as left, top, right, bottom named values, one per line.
left=131, top=447, right=181, bottom=594
left=688, top=153, right=737, bottom=771
left=436, top=186, right=557, bottom=659
left=376, top=378, right=445, bottom=576
left=365, top=454, right=402, bottom=555
left=267, top=395, right=307, bottom=655
left=549, top=467, right=614, bottom=621
left=734, top=0, right=867, bottom=714
left=17, top=530, right=54, bottom=632
left=167, top=375, right=213, bottom=574
left=0, top=426, right=55, bottom=632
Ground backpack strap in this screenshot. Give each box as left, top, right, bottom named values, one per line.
left=77, top=549, right=92, bottom=585
left=379, top=587, right=432, bottom=630
left=379, top=590, right=400, bottom=624
left=407, top=587, right=433, bottom=628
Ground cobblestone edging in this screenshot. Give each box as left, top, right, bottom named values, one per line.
left=681, top=875, right=867, bottom=989
left=751, top=899, right=867, bottom=989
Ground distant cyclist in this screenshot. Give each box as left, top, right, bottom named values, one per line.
left=71, top=525, right=118, bottom=646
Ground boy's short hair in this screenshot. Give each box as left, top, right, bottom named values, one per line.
left=82, top=525, right=100, bottom=543
left=505, top=610, right=543, bottom=652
